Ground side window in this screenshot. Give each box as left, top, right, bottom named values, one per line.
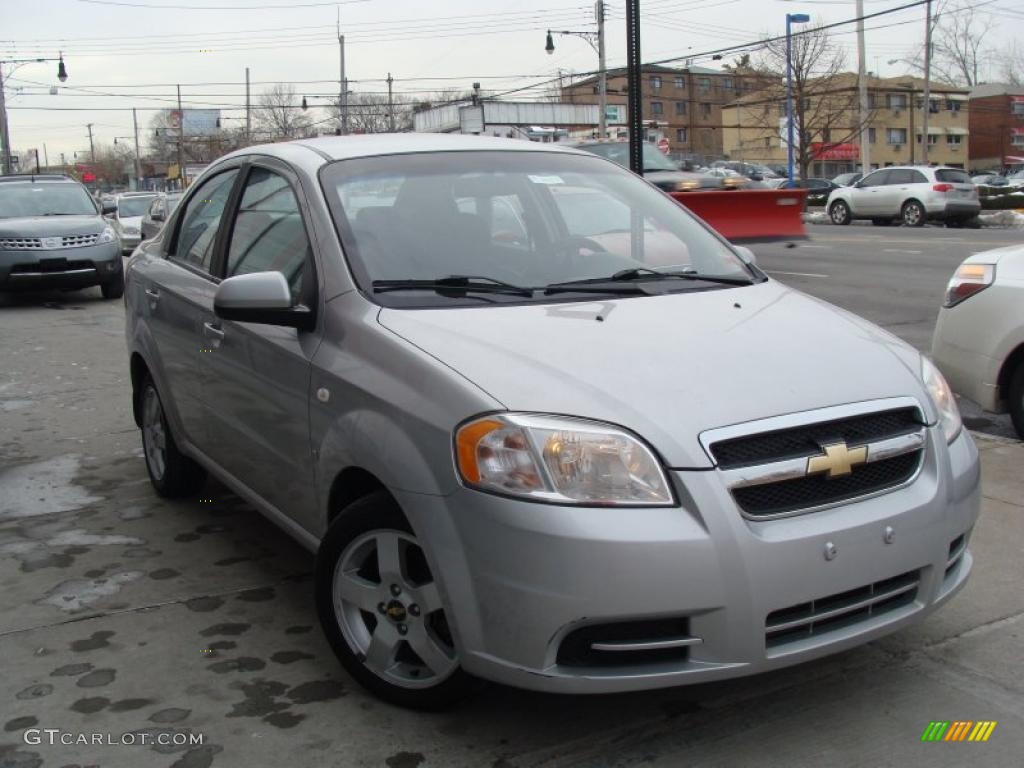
left=860, top=170, right=889, bottom=187
left=908, top=170, right=928, bottom=184
left=173, top=170, right=239, bottom=273
left=226, top=167, right=311, bottom=299
left=148, top=198, right=160, bottom=217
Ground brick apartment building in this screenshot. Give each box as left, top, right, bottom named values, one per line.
left=560, top=64, right=774, bottom=161
left=968, top=84, right=1024, bottom=170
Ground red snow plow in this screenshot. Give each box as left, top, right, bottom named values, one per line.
left=669, top=188, right=809, bottom=243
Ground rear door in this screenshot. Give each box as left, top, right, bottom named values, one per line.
left=139, top=168, right=241, bottom=453
left=849, top=169, right=890, bottom=216
left=200, top=159, right=322, bottom=526
left=876, top=168, right=922, bottom=214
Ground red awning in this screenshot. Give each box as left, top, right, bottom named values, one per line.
left=1012, top=127, right=1024, bottom=136
left=810, top=142, right=859, bottom=160
left=1011, top=95, right=1024, bottom=104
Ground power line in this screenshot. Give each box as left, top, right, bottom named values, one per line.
left=76, top=0, right=371, bottom=9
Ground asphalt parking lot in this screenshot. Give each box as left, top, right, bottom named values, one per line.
left=1, top=225, right=1023, bottom=768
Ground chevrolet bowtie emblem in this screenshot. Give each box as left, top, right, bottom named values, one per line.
left=806, top=441, right=868, bottom=478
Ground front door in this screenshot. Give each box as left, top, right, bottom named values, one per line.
left=849, top=169, right=890, bottom=216
left=200, top=161, right=321, bottom=529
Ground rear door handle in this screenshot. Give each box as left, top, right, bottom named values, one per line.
left=202, top=322, right=225, bottom=340
left=145, top=288, right=160, bottom=300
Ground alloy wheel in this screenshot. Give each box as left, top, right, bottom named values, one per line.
left=142, top=385, right=167, bottom=481
left=332, top=529, right=457, bottom=689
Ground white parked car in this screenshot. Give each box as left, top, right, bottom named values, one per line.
left=826, top=166, right=979, bottom=227
left=932, top=244, right=1024, bottom=437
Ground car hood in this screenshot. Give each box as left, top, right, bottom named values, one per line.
left=377, top=280, right=932, bottom=468
left=0, top=216, right=106, bottom=238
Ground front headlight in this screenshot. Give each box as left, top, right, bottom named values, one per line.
left=99, top=226, right=117, bottom=243
left=921, top=356, right=962, bottom=443
left=455, top=413, right=674, bottom=506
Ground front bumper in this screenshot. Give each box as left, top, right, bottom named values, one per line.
left=398, top=426, right=980, bottom=693
left=0, top=242, right=122, bottom=291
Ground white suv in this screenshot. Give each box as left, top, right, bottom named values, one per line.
left=827, top=166, right=979, bottom=227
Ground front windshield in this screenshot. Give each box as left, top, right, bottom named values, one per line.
left=321, top=150, right=753, bottom=307
left=117, top=195, right=157, bottom=217
left=0, top=183, right=97, bottom=219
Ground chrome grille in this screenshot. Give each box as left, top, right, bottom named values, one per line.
left=0, top=237, right=43, bottom=250
left=766, top=570, right=920, bottom=649
left=61, top=233, right=100, bottom=248
left=706, top=403, right=927, bottom=519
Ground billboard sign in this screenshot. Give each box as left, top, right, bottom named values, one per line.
left=167, top=109, right=221, bottom=137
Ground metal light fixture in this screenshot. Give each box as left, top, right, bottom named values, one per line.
left=545, top=31, right=555, bottom=55
left=57, top=52, right=68, bottom=83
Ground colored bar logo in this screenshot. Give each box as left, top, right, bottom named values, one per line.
left=921, top=721, right=997, bottom=742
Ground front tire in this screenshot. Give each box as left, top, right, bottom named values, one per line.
left=101, top=269, right=124, bottom=300
left=1009, top=362, right=1024, bottom=440
left=139, top=376, right=206, bottom=497
left=315, top=491, right=479, bottom=709
left=829, top=200, right=852, bottom=225
left=902, top=199, right=926, bottom=227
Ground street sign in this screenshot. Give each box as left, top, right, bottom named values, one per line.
left=657, top=137, right=670, bottom=154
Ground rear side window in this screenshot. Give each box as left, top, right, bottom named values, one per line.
left=859, top=170, right=890, bottom=187
left=173, top=170, right=239, bottom=273
left=936, top=169, right=971, bottom=184
left=888, top=169, right=926, bottom=184
left=226, top=167, right=310, bottom=299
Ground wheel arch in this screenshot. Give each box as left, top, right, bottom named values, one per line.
left=997, top=341, right=1024, bottom=404
left=327, top=466, right=394, bottom=527
left=130, top=352, right=151, bottom=428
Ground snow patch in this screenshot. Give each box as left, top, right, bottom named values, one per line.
left=979, top=211, right=1024, bottom=229
left=0, top=456, right=102, bottom=520
left=37, top=572, right=144, bottom=612
left=802, top=211, right=831, bottom=225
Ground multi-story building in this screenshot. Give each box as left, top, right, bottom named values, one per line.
left=560, top=64, right=774, bottom=161
left=721, top=75, right=971, bottom=176
left=968, top=84, right=1024, bottom=171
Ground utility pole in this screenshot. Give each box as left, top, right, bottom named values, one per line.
left=921, top=0, right=933, bottom=165
left=42, top=143, right=48, bottom=169
left=132, top=107, right=142, bottom=189
left=597, top=0, right=607, bottom=138
left=0, top=64, right=12, bottom=175
left=856, top=0, right=870, bottom=176
left=245, top=67, right=251, bottom=144
left=86, top=123, right=95, bottom=162
left=387, top=72, right=395, bottom=132
left=625, top=0, right=642, bottom=174
left=176, top=84, right=184, bottom=188
left=337, top=9, right=348, bottom=135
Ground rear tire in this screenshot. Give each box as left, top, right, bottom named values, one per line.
left=101, top=269, right=124, bottom=300
left=315, top=491, right=480, bottom=710
left=901, top=200, right=926, bottom=227
left=829, top=200, right=852, bottom=225
left=139, top=375, right=206, bottom=497
left=1009, top=362, right=1024, bottom=440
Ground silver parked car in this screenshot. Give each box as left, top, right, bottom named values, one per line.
left=125, top=134, right=980, bottom=708
left=110, top=191, right=159, bottom=254
left=0, top=174, right=124, bottom=298
left=932, top=245, right=1024, bottom=437
left=827, top=166, right=979, bottom=227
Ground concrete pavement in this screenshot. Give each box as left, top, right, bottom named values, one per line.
left=1, top=275, right=1022, bottom=768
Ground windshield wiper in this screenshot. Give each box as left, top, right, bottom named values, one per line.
left=547, top=268, right=753, bottom=292
left=372, top=275, right=535, bottom=298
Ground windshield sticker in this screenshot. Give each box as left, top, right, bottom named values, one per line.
left=528, top=175, right=564, bottom=185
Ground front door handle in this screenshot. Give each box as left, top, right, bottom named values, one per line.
left=202, top=322, right=225, bottom=340
left=145, top=288, right=160, bottom=300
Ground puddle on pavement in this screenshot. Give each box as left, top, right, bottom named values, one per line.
left=0, top=455, right=102, bottom=519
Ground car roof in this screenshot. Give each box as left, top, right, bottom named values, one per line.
left=0, top=174, right=77, bottom=184
left=234, top=133, right=589, bottom=164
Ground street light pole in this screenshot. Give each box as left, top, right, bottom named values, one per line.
left=0, top=54, right=67, bottom=175
left=132, top=108, right=142, bottom=189
left=856, top=0, right=870, bottom=176
left=921, top=0, right=933, bottom=165
left=625, top=0, right=642, bottom=174
left=785, top=13, right=810, bottom=188
left=596, top=0, right=607, bottom=138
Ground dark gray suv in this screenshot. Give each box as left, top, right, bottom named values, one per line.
left=0, top=174, right=124, bottom=298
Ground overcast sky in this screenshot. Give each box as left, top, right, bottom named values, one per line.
left=2, top=0, right=1021, bottom=162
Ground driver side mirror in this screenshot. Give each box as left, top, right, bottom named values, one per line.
left=151, top=209, right=165, bottom=222
left=102, top=201, right=117, bottom=215
left=734, top=245, right=757, bottom=267
left=214, top=271, right=313, bottom=330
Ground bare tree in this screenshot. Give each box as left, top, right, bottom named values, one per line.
left=89, top=142, right=135, bottom=185
left=750, top=24, right=873, bottom=181
left=146, top=111, right=245, bottom=164
left=901, top=2, right=993, bottom=87
left=255, top=83, right=313, bottom=140
left=1000, top=42, right=1024, bottom=87
left=330, top=92, right=412, bottom=134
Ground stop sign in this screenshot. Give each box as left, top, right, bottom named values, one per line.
left=657, top=137, right=670, bottom=154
